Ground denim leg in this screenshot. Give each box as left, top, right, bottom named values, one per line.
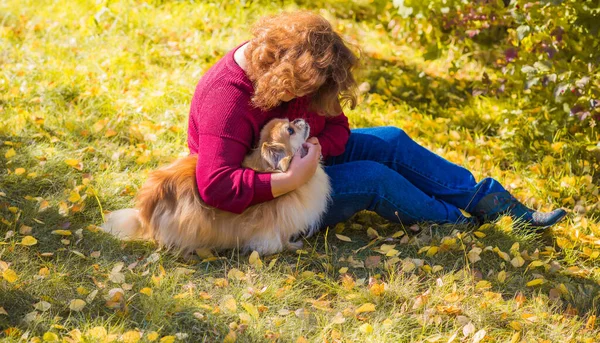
left=325, top=126, right=506, bottom=213
left=320, top=161, right=469, bottom=228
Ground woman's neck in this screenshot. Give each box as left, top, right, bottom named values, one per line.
left=233, top=42, right=249, bottom=71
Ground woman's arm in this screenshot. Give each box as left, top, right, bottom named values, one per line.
left=192, top=85, right=323, bottom=212
left=316, top=111, right=350, bottom=159
left=192, top=87, right=275, bottom=214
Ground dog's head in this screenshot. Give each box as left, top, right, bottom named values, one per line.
left=255, top=118, right=310, bottom=172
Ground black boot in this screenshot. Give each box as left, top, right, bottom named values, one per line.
left=472, top=192, right=567, bottom=229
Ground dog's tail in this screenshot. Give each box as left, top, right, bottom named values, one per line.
left=101, top=208, right=146, bottom=240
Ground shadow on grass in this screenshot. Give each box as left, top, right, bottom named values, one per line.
left=358, top=55, right=493, bottom=128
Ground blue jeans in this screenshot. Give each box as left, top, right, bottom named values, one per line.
left=320, top=126, right=507, bottom=227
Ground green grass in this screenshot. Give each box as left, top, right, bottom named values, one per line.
left=1, top=0, right=600, bottom=342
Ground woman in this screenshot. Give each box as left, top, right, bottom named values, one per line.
left=187, top=11, right=566, bottom=232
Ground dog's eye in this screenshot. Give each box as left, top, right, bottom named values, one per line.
left=287, top=127, right=295, bottom=135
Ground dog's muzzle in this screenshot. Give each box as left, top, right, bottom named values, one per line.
left=292, top=119, right=310, bottom=140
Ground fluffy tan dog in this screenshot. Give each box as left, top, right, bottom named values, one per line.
left=101, top=118, right=330, bottom=255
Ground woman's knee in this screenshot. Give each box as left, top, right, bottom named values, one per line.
left=378, top=126, right=409, bottom=142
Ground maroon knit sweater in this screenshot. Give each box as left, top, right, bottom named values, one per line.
left=187, top=41, right=350, bottom=214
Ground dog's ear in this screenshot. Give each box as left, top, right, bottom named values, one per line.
left=261, top=142, right=289, bottom=171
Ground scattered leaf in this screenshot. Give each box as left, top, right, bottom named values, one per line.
left=336, top=234, right=352, bottom=242
left=526, top=279, right=545, bottom=287
left=21, top=236, right=38, bottom=246
left=249, top=251, right=263, bottom=268
left=68, top=191, right=81, bottom=203
left=497, top=270, right=507, bottom=283
left=140, top=287, right=153, bottom=296
left=241, top=302, right=259, bottom=320
left=359, top=323, right=373, bottom=334
left=34, top=301, right=51, bottom=312
left=159, top=336, right=175, bottom=343
left=121, top=330, right=141, bottom=343
left=69, top=299, right=86, bottom=311
left=51, top=230, right=72, bottom=236
left=472, top=329, right=486, bottom=343
left=332, top=311, right=345, bottom=324
left=43, top=332, right=59, bottom=342
left=3, top=269, right=18, bottom=283
left=221, top=295, right=237, bottom=313
left=5, top=148, right=16, bottom=159
left=355, top=303, right=376, bottom=314
left=510, top=256, right=525, bottom=268
left=366, top=227, right=379, bottom=239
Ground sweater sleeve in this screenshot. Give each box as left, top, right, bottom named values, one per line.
left=316, top=111, right=350, bottom=159
left=193, top=88, right=273, bottom=214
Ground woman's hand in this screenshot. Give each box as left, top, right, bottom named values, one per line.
left=306, top=136, right=319, bottom=146
left=271, top=139, right=321, bottom=197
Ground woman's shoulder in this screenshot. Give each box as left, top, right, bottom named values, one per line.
left=191, top=66, right=254, bottom=113
left=196, top=42, right=252, bottom=90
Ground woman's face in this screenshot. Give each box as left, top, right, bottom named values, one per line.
left=281, top=88, right=313, bottom=102
left=280, top=90, right=296, bottom=102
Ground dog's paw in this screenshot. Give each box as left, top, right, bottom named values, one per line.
left=286, top=240, right=303, bottom=251
left=245, top=238, right=285, bottom=256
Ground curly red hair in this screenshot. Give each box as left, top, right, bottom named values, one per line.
left=244, top=11, right=359, bottom=117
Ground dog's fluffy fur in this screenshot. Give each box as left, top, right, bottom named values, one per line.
left=101, top=118, right=331, bottom=255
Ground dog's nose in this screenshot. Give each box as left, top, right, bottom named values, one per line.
left=292, top=119, right=306, bottom=127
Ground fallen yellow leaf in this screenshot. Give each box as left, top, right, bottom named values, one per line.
left=475, top=280, right=491, bottom=290
left=241, top=302, right=259, bottom=320
left=51, top=230, right=72, bottom=236
left=65, top=159, right=80, bottom=167
left=473, top=231, right=486, bottom=238
left=227, top=268, right=246, bottom=280
left=510, top=256, right=525, bottom=268
left=21, top=236, right=38, bottom=246
left=508, top=321, right=522, bottom=331
left=359, top=323, right=373, bottom=334
left=355, top=303, right=376, bottom=314
left=426, top=246, right=438, bottom=256
left=43, top=332, right=59, bottom=342
left=5, top=148, right=16, bottom=159
left=526, top=279, right=545, bottom=287
left=146, top=332, right=159, bottom=341
left=68, top=191, right=81, bottom=203
left=69, top=299, right=86, bottom=311
left=248, top=251, right=263, bottom=268
left=336, top=234, right=352, bottom=242
left=586, top=315, right=596, bottom=330
left=121, top=330, right=141, bottom=343
left=528, top=260, right=544, bottom=268
left=497, top=270, right=507, bottom=283
left=366, top=227, right=379, bottom=239
left=223, top=331, right=236, bottom=343
left=159, top=336, right=175, bottom=343
left=221, top=296, right=237, bottom=313
left=443, top=292, right=460, bottom=303
left=140, top=288, right=153, bottom=296
left=86, top=327, right=108, bottom=340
